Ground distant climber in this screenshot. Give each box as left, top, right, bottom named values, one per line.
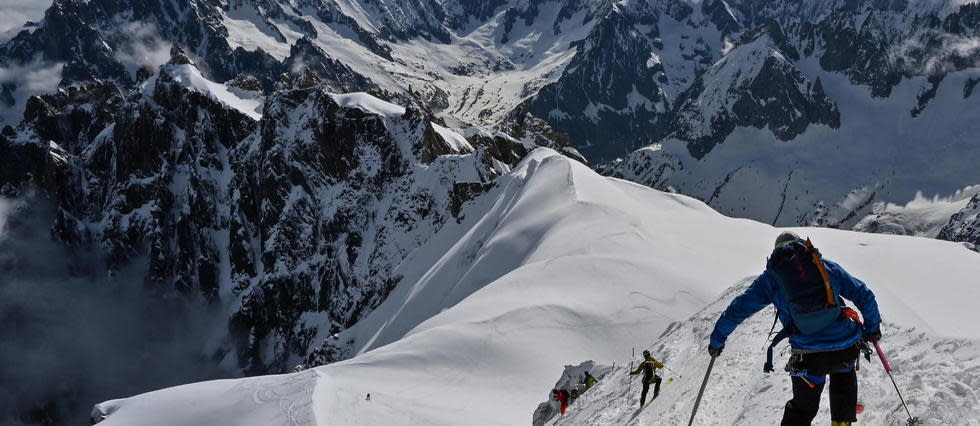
left=707, top=232, right=882, bottom=426
left=628, top=350, right=664, bottom=408
left=366, top=393, right=371, bottom=401
left=583, top=371, right=597, bottom=388
left=552, top=388, right=570, bottom=415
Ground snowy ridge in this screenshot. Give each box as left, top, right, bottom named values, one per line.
left=329, top=92, right=406, bottom=116
left=92, top=151, right=980, bottom=425
left=147, top=63, right=264, bottom=119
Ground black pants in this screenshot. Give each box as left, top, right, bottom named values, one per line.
left=639, top=375, right=662, bottom=407
left=781, top=346, right=859, bottom=425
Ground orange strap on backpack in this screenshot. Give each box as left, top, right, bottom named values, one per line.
left=805, top=238, right=835, bottom=307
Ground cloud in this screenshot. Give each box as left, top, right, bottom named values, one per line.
left=0, top=0, right=54, bottom=43
left=113, top=20, right=173, bottom=79
left=892, top=32, right=980, bottom=75
left=0, top=196, right=234, bottom=424
left=0, top=198, right=12, bottom=238
left=0, top=58, right=64, bottom=126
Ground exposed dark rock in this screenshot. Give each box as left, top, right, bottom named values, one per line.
left=282, top=37, right=374, bottom=93
left=527, top=5, right=668, bottom=161
left=966, top=78, right=980, bottom=99
left=938, top=193, right=980, bottom=247
left=667, top=30, right=839, bottom=159
left=911, top=74, right=945, bottom=117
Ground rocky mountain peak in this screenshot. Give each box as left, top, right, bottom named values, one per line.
left=168, top=44, right=194, bottom=66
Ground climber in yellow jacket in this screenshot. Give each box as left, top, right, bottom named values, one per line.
left=628, top=350, right=664, bottom=408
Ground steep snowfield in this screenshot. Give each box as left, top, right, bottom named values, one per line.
left=552, top=281, right=980, bottom=425
left=93, top=150, right=980, bottom=425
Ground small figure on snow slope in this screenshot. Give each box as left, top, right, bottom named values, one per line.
left=552, top=388, right=570, bottom=415
left=582, top=371, right=598, bottom=388
left=707, top=232, right=882, bottom=426
left=629, top=350, right=665, bottom=408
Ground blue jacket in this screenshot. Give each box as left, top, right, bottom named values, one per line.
left=710, top=259, right=881, bottom=351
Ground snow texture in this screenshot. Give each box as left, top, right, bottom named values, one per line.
left=151, top=64, right=263, bottom=119
left=93, top=150, right=980, bottom=425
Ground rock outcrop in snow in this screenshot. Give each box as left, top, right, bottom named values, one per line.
left=938, top=192, right=980, bottom=250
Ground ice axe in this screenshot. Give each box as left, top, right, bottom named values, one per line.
left=844, top=309, right=920, bottom=425
left=872, top=338, right=920, bottom=425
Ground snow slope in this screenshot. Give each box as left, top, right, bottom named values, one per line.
left=143, top=63, right=264, bottom=119
left=93, top=149, right=980, bottom=425
left=552, top=281, right=980, bottom=425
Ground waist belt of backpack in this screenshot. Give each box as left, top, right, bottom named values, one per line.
left=763, top=302, right=848, bottom=374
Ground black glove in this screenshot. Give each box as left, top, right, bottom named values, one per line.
left=707, top=344, right=723, bottom=358
left=864, top=328, right=881, bottom=343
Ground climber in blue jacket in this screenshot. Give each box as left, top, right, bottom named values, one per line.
left=707, top=231, right=882, bottom=426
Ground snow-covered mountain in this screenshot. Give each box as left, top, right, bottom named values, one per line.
left=609, top=0, right=980, bottom=235
left=88, top=150, right=980, bottom=425
left=3, top=0, right=980, bottom=423
left=3, top=0, right=979, bottom=235
left=0, top=43, right=573, bottom=422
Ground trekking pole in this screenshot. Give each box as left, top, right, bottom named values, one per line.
left=627, top=347, right=634, bottom=402
left=663, top=365, right=683, bottom=379
left=872, top=339, right=920, bottom=425
left=687, top=354, right=717, bottom=426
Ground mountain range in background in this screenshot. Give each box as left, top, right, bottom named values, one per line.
left=0, top=0, right=978, bottom=424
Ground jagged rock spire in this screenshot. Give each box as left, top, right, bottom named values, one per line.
left=169, top=44, right=193, bottom=65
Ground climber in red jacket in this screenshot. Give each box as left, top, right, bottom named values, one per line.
left=552, top=388, right=570, bottom=415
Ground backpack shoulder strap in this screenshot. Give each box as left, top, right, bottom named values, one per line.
left=805, top=238, right=835, bottom=307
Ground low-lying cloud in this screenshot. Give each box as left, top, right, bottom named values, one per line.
left=892, top=32, right=980, bottom=75
left=0, top=0, right=54, bottom=43
left=113, top=20, right=173, bottom=79
left=0, top=196, right=235, bottom=425
left=0, top=58, right=64, bottom=126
